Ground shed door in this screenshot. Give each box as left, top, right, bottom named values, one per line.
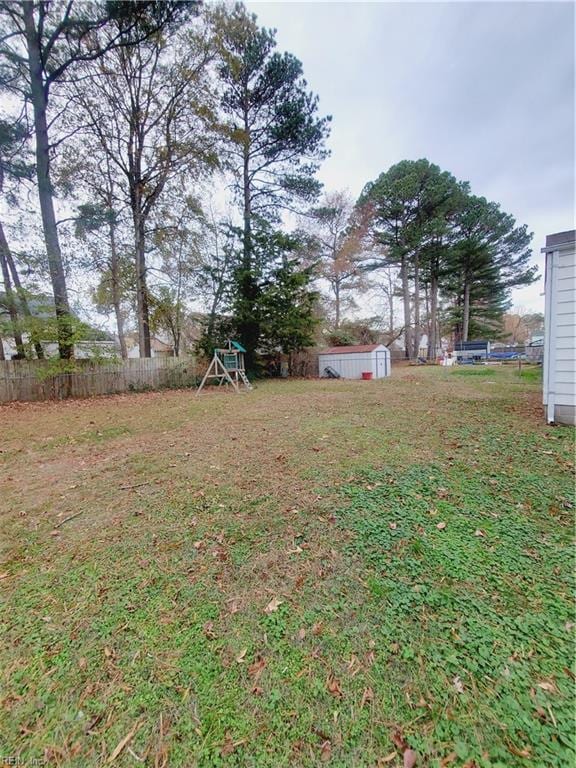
left=375, top=352, right=387, bottom=377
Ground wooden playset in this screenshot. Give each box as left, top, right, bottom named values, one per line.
left=196, top=340, right=253, bottom=394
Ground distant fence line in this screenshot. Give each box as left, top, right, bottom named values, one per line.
left=0, top=348, right=424, bottom=404
left=0, top=356, right=198, bottom=404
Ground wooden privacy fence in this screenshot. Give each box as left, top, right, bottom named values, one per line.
left=0, top=357, right=198, bottom=403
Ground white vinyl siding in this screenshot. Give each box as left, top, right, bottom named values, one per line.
left=318, top=346, right=391, bottom=379
left=543, top=241, right=576, bottom=422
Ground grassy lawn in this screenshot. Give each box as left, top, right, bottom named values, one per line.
left=1, top=366, right=574, bottom=767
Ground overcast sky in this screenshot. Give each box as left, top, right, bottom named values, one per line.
left=247, top=0, right=575, bottom=314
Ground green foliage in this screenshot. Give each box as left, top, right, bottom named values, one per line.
left=74, top=202, right=117, bottom=238
left=213, top=3, right=330, bottom=220
left=197, top=222, right=318, bottom=367
left=0, top=118, right=34, bottom=192
left=444, top=194, right=536, bottom=339
left=233, top=224, right=318, bottom=364
left=326, top=318, right=381, bottom=347
left=359, top=160, right=537, bottom=345
left=360, top=159, right=463, bottom=260
left=195, top=314, right=236, bottom=359
left=258, top=258, right=318, bottom=356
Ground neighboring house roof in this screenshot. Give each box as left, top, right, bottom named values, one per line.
left=321, top=344, right=386, bottom=355
left=151, top=337, right=173, bottom=352
left=124, top=333, right=173, bottom=352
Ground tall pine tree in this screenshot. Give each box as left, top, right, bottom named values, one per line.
left=212, top=3, right=330, bottom=366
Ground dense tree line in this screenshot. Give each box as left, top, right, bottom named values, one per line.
left=358, top=159, right=536, bottom=358
left=0, top=2, right=536, bottom=366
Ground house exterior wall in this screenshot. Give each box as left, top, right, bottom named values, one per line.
left=1, top=337, right=117, bottom=360
left=543, top=232, right=576, bottom=425
left=318, top=346, right=391, bottom=379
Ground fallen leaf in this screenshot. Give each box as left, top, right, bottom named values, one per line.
left=297, top=628, right=306, bottom=641
left=203, top=621, right=216, bottom=640
left=235, top=648, right=248, bottom=663
left=360, top=687, right=374, bottom=708
left=506, top=743, right=531, bottom=758
left=220, top=733, right=235, bottom=757
left=436, top=522, right=447, bottom=530
left=108, top=719, right=141, bottom=763
left=288, top=545, right=303, bottom=554
left=474, top=529, right=485, bottom=537
left=226, top=598, right=240, bottom=614
left=452, top=675, right=464, bottom=694
left=537, top=679, right=559, bottom=693
left=326, top=675, right=343, bottom=698
left=320, top=740, right=332, bottom=762
left=389, top=522, right=398, bottom=530
left=0, top=572, right=9, bottom=579
left=403, top=748, right=418, bottom=768
left=248, top=656, right=266, bottom=683
left=378, top=753, right=398, bottom=765
left=391, top=729, right=407, bottom=750
left=346, top=655, right=361, bottom=676
left=193, top=540, right=204, bottom=550
left=312, top=621, right=323, bottom=636
left=264, top=597, right=283, bottom=614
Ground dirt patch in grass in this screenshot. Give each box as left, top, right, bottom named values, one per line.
left=1, top=367, right=573, bottom=766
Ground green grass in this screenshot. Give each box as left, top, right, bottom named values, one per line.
left=450, top=366, right=496, bottom=377
left=1, top=367, right=574, bottom=767
left=519, top=365, right=543, bottom=384
left=338, top=458, right=574, bottom=766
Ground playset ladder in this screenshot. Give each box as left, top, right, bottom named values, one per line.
left=238, top=370, right=253, bottom=390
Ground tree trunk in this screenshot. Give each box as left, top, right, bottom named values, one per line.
left=0, top=221, right=26, bottom=358
left=4, top=243, right=44, bottom=358
left=133, top=207, right=151, bottom=357
left=428, top=272, right=438, bottom=360
left=462, top=281, right=471, bottom=342
left=413, top=252, right=420, bottom=358
left=387, top=270, right=394, bottom=335
left=108, top=215, right=127, bottom=359
left=23, top=1, right=73, bottom=359
left=334, top=281, right=341, bottom=329
left=239, top=100, right=259, bottom=370
left=400, top=255, right=411, bottom=358
left=112, top=296, right=127, bottom=359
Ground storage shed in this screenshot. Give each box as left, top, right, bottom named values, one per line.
left=318, top=344, right=391, bottom=379
left=542, top=229, right=576, bottom=425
